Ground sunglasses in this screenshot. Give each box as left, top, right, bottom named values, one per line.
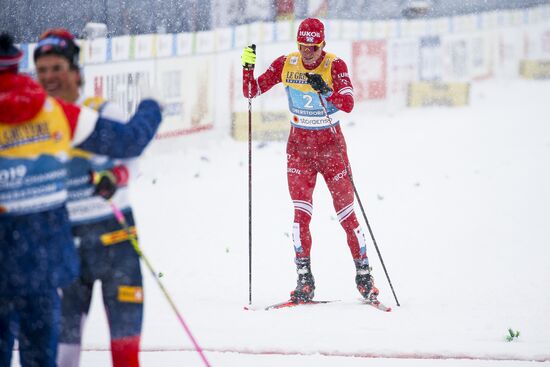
left=298, top=43, right=322, bottom=52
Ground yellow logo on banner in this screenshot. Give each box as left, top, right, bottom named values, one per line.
left=520, top=60, right=550, bottom=79
left=100, top=227, right=137, bottom=246
left=407, top=81, right=470, bottom=107
left=231, top=111, right=290, bottom=141
left=118, top=286, right=144, bottom=303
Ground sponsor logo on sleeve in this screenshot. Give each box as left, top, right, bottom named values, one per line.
left=117, top=285, right=144, bottom=303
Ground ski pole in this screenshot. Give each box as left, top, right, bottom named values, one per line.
left=246, top=44, right=256, bottom=306
left=108, top=201, right=212, bottom=366
left=316, top=92, right=400, bottom=307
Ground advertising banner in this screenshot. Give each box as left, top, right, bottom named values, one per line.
left=524, top=25, right=550, bottom=59
left=407, top=81, right=470, bottom=107
left=326, top=20, right=342, bottom=41
left=134, top=34, right=155, bottom=59
left=520, top=60, right=550, bottom=79
left=427, top=18, right=451, bottom=36
left=443, top=35, right=469, bottom=81
left=155, top=34, right=174, bottom=58
left=82, top=38, right=107, bottom=64
left=275, top=20, right=294, bottom=42
left=18, top=43, right=30, bottom=72
left=196, top=31, right=215, bottom=54
left=359, top=20, right=373, bottom=40
left=542, top=27, right=550, bottom=55
left=154, top=56, right=215, bottom=138
left=387, top=38, right=419, bottom=107
left=341, top=20, right=359, bottom=41
left=260, top=22, right=276, bottom=44
left=495, top=28, right=524, bottom=77
left=82, top=61, right=155, bottom=120
left=234, top=25, right=248, bottom=49
left=352, top=40, right=387, bottom=101
left=248, top=22, right=275, bottom=45
left=111, top=36, right=131, bottom=61
left=216, top=27, right=233, bottom=52
left=176, top=33, right=194, bottom=56
left=231, top=111, right=290, bottom=141
left=469, top=33, right=494, bottom=80
left=372, top=20, right=391, bottom=39
left=419, top=36, right=442, bottom=81
left=402, top=18, right=427, bottom=38
left=453, top=14, right=477, bottom=33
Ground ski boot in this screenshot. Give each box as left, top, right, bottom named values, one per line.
left=290, top=257, right=315, bottom=303
left=354, top=259, right=379, bottom=302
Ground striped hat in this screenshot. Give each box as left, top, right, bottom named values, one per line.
left=34, top=28, right=80, bottom=69
left=0, top=33, right=23, bottom=72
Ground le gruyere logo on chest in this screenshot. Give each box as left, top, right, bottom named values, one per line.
left=0, top=122, right=63, bottom=151
left=285, top=71, right=309, bottom=85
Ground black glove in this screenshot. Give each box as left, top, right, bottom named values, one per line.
left=90, top=170, right=117, bottom=200
left=305, top=73, right=332, bottom=96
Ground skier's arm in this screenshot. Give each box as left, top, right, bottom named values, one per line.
left=326, top=58, right=354, bottom=113
left=60, top=99, right=162, bottom=158
left=242, top=55, right=286, bottom=98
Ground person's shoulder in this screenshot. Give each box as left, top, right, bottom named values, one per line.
left=329, top=55, right=349, bottom=71
left=266, top=55, right=288, bottom=73
left=273, top=54, right=289, bottom=64
left=325, top=52, right=345, bottom=63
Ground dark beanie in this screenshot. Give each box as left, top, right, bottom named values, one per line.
left=33, top=28, right=80, bottom=69
left=0, top=33, right=23, bottom=72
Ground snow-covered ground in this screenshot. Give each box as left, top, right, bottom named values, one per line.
left=12, top=78, right=550, bottom=366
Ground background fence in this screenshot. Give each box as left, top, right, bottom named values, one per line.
left=16, top=4, right=550, bottom=148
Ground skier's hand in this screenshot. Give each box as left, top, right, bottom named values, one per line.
left=241, top=44, right=256, bottom=70
left=305, top=73, right=332, bottom=96
left=91, top=170, right=117, bottom=200
left=90, top=165, right=129, bottom=200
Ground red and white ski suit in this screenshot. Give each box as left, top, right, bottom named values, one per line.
left=243, top=51, right=368, bottom=261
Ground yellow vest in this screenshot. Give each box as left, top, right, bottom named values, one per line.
left=281, top=52, right=339, bottom=130
left=0, top=97, right=72, bottom=215
left=282, top=51, right=335, bottom=92
left=0, top=97, right=71, bottom=158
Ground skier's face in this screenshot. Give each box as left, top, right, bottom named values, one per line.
left=35, top=55, right=80, bottom=103
left=298, top=42, right=324, bottom=66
